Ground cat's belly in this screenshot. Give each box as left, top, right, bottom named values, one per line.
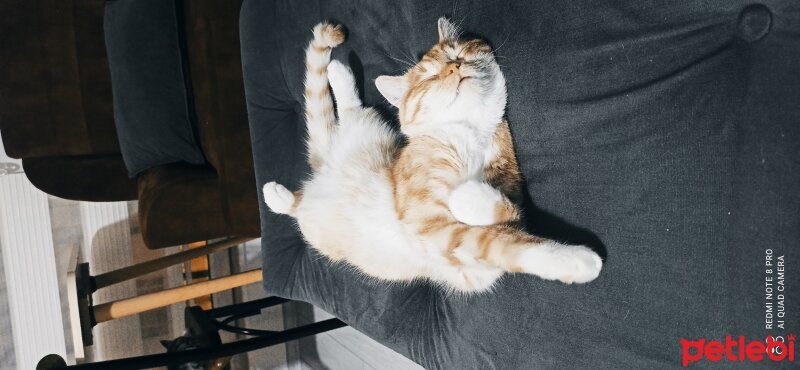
left=293, top=117, right=431, bottom=281
left=295, top=170, right=428, bottom=281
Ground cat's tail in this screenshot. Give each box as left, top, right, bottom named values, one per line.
left=304, top=22, right=345, bottom=170
left=424, top=220, right=603, bottom=285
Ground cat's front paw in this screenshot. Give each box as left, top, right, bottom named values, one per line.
left=327, top=60, right=359, bottom=109
left=448, top=180, right=504, bottom=226
left=518, top=243, right=602, bottom=284
left=327, top=60, right=354, bottom=89
left=262, top=182, right=295, bottom=215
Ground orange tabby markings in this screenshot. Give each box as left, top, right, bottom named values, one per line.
left=263, top=19, right=603, bottom=293
left=418, top=215, right=456, bottom=235
left=477, top=229, right=494, bottom=260
left=447, top=226, right=470, bottom=252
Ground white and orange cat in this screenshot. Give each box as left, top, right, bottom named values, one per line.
left=263, top=18, right=602, bottom=293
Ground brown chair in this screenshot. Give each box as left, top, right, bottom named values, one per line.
left=0, top=0, right=260, bottom=248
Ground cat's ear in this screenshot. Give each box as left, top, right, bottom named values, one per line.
left=375, top=75, right=407, bottom=107
left=437, top=17, right=459, bottom=42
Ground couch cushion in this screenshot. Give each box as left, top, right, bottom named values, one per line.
left=241, top=0, right=799, bottom=368
left=104, top=0, right=206, bottom=177
left=182, top=0, right=261, bottom=238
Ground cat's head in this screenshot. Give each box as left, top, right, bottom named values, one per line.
left=376, top=17, right=507, bottom=135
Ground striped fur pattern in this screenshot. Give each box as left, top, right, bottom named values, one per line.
left=303, top=23, right=345, bottom=170
left=263, top=19, right=602, bottom=293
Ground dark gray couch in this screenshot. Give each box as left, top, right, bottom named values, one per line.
left=240, top=0, right=799, bottom=368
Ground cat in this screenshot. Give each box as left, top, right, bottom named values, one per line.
left=263, top=18, right=602, bottom=293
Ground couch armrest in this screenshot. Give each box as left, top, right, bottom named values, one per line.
left=183, top=0, right=260, bottom=238
left=137, top=163, right=232, bottom=249
left=22, top=155, right=136, bottom=201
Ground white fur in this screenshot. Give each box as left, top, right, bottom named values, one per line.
left=517, top=242, right=603, bottom=284
left=293, top=108, right=424, bottom=281
left=263, top=19, right=603, bottom=293
left=328, top=61, right=361, bottom=111
left=263, top=182, right=295, bottom=215
left=448, top=180, right=505, bottom=226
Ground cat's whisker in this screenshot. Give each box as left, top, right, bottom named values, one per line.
left=401, top=49, right=422, bottom=69
left=492, top=32, right=512, bottom=53
left=385, top=53, right=416, bottom=69
left=449, top=0, right=474, bottom=37
left=455, top=16, right=468, bottom=34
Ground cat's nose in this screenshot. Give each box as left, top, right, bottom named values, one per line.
left=444, top=62, right=460, bottom=75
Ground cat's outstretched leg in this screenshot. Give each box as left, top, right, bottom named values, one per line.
left=303, top=23, right=345, bottom=170
left=514, top=241, right=602, bottom=284
left=447, top=225, right=603, bottom=285
left=443, top=182, right=600, bottom=284
left=420, top=216, right=602, bottom=285
left=327, top=60, right=362, bottom=116
left=448, top=180, right=519, bottom=226
left=263, top=182, right=300, bottom=217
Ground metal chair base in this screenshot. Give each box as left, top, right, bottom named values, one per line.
left=37, top=296, right=347, bottom=369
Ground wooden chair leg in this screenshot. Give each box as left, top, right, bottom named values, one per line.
left=92, top=269, right=263, bottom=323
left=67, top=237, right=257, bottom=352
left=92, top=236, right=253, bottom=290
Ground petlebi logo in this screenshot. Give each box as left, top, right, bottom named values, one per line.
left=681, top=248, right=793, bottom=367
left=680, top=334, right=796, bottom=367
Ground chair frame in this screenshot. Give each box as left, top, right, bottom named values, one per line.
left=38, top=237, right=347, bottom=369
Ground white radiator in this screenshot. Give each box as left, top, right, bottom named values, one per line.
left=0, top=169, right=67, bottom=369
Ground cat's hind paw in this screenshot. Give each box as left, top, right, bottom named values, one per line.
left=518, top=243, right=602, bottom=284
left=448, top=180, right=505, bottom=226
left=263, top=182, right=296, bottom=215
